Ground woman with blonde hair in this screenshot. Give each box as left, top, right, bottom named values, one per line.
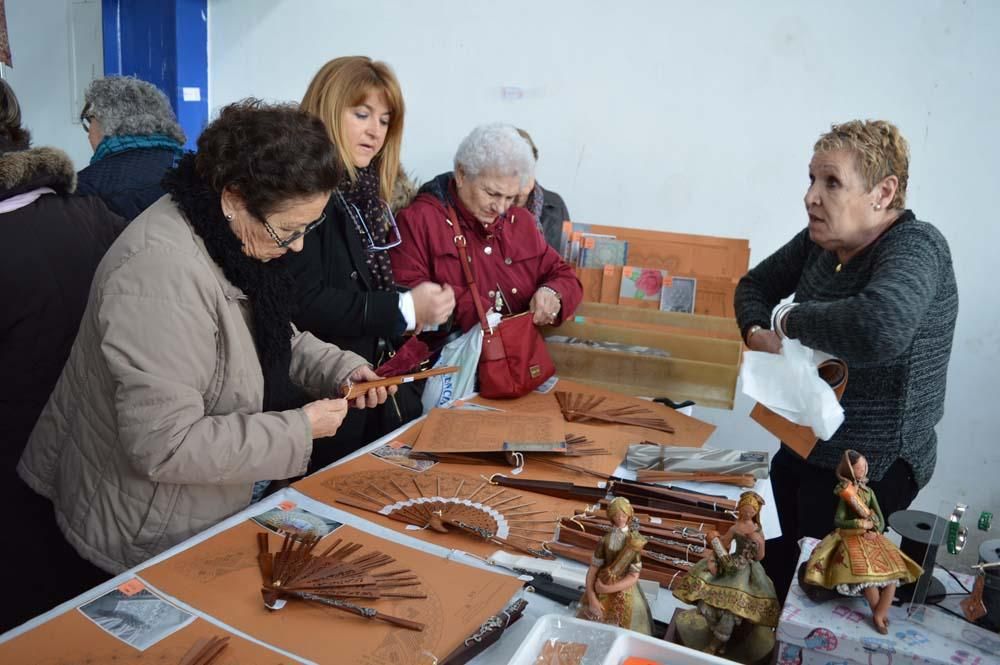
left=286, top=56, right=455, bottom=471
left=735, top=119, right=957, bottom=601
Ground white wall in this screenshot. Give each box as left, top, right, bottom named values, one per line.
left=5, top=0, right=102, bottom=168
left=208, top=0, right=998, bottom=515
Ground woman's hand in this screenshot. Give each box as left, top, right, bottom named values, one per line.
left=410, top=282, right=455, bottom=333
left=530, top=287, right=561, bottom=326
left=860, top=519, right=875, bottom=530
left=345, top=365, right=397, bottom=409
left=303, top=398, right=349, bottom=438
left=593, top=578, right=613, bottom=594
left=748, top=329, right=782, bottom=354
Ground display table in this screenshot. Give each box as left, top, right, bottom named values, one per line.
left=0, top=379, right=755, bottom=665
left=775, top=537, right=999, bottom=665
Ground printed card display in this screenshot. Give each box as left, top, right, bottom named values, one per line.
left=78, top=583, right=194, bottom=651
left=658, top=274, right=697, bottom=313
left=618, top=266, right=667, bottom=309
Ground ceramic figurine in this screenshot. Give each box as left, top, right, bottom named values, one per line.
left=673, top=491, right=781, bottom=660
left=801, top=449, right=922, bottom=634
left=577, top=496, right=653, bottom=634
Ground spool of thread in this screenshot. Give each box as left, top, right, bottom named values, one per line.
left=888, top=509, right=947, bottom=603
left=978, top=538, right=1000, bottom=631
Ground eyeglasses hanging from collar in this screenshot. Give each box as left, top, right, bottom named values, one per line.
left=338, top=192, right=402, bottom=252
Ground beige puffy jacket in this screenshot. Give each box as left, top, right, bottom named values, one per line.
left=18, top=196, right=366, bottom=573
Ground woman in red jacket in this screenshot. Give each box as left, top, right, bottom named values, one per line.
left=391, top=123, right=582, bottom=335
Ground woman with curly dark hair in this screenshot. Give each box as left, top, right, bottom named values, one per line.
left=18, top=100, right=395, bottom=576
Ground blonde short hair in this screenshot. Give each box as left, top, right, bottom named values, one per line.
left=607, top=496, right=634, bottom=522
left=301, top=56, right=405, bottom=202
left=814, top=120, right=910, bottom=209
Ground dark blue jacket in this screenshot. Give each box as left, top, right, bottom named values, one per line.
left=76, top=147, right=178, bottom=221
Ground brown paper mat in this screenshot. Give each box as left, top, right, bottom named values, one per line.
left=413, top=407, right=566, bottom=453
left=139, top=522, right=523, bottom=665
left=0, top=612, right=291, bottom=665
left=293, top=452, right=592, bottom=557
left=472, top=379, right=716, bottom=447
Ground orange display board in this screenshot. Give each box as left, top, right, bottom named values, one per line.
left=0, top=612, right=291, bottom=665
left=140, top=522, right=523, bottom=665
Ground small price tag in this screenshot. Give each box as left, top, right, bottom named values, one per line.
left=583, top=236, right=596, bottom=249
left=662, top=275, right=674, bottom=287
left=278, top=500, right=296, bottom=511
left=117, top=579, right=146, bottom=597
left=649, top=516, right=663, bottom=525
left=623, top=266, right=634, bottom=277
left=603, top=264, right=614, bottom=276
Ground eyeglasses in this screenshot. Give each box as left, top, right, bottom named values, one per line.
left=80, top=104, right=93, bottom=133
left=262, top=212, right=326, bottom=248
left=338, top=193, right=401, bottom=252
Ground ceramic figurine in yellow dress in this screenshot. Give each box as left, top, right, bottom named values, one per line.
left=577, top=497, right=653, bottom=634
left=802, top=450, right=923, bottom=634
left=673, top=491, right=781, bottom=659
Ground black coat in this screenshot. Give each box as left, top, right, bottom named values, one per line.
left=285, top=194, right=421, bottom=472
left=76, top=147, right=178, bottom=221
left=0, top=147, right=125, bottom=495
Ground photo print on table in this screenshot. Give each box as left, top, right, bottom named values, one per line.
left=251, top=504, right=343, bottom=539
left=78, top=581, right=194, bottom=651
left=371, top=439, right=438, bottom=472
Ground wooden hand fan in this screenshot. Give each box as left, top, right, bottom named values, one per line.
left=555, top=391, right=674, bottom=434
left=334, top=475, right=557, bottom=559
left=257, top=532, right=427, bottom=631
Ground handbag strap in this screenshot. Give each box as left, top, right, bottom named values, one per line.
left=444, top=206, right=492, bottom=334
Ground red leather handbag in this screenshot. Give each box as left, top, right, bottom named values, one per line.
left=446, top=209, right=555, bottom=399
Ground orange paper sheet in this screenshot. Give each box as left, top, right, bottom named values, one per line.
left=413, top=407, right=566, bottom=453
left=293, top=451, right=593, bottom=557
left=473, top=379, right=716, bottom=447
left=0, top=613, right=291, bottom=665
left=140, top=522, right=523, bottom=665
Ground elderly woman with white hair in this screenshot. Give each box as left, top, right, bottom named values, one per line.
left=77, top=76, right=186, bottom=220
left=391, top=123, right=582, bottom=336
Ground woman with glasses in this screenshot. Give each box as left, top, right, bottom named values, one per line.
left=18, top=100, right=393, bottom=575
left=391, top=123, right=582, bottom=336
left=287, top=57, right=455, bottom=471
left=77, top=76, right=186, bottom=221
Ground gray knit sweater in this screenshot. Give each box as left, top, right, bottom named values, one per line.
left=735, top=211, right=958, bottom=487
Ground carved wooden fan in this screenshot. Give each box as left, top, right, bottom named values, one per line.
left=334, top=475, right=557, bottom=559
left=554, top=391, right=674, bottom=434
left=257, top=532, right=427, bottom=631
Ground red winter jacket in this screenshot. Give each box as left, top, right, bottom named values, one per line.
left=390, top=176, right=582, bottom=334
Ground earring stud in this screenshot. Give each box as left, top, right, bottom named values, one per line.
left=873, top=203, right=882, bottom=211
left=225, top=213, right=234, bottom=220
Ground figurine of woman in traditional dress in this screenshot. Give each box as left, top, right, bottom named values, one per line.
left=577, top=496, right=653, bottom=634
left=673, top=491, right=781, bottom=656
left=802, top=450, right=922, bottom=634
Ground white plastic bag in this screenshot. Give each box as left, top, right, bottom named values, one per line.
left=740, top=338, right=845, bottom=440
left=420, top=312, right=501, bottom=412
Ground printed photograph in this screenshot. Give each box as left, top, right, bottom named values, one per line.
left=251, top=505, right=343, bottom=539
left=78, top=585, right=194, bottom=651
left=370, top=439, right=437, bottom=471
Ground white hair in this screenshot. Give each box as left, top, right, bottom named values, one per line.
left=453, top=123, right=535, bottom=187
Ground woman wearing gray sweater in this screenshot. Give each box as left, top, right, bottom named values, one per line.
left=735, top=120, right=958, bottom=601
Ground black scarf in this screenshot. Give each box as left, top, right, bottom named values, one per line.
left=162, top=154, right=304, bottom=412
left=340, top=165, right=395, bottom=291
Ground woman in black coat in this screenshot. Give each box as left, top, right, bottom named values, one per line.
left=287, top=57, right=455, bottom=472
left=0, top=79, right=125, bottom=631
